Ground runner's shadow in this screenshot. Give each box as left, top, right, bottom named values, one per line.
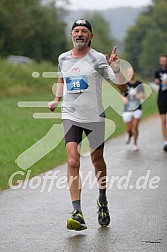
left=65, top=233, right=87, bottom=251
left=67, top=233, right=87, bottom=239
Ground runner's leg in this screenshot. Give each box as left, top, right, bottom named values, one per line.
left=160, top=114, right=167, bottom=142
left=125, top=121, right=133, bottom=144
left=91, top=148, right=107, bottom=192
left=66, top=142, right=81, bottom=203
left=91, top=148, right=110, bottom=226
left=132, top=118, right=140, bottom=145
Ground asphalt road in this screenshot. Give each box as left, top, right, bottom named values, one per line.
left=0, top=115, right=167, bottom=252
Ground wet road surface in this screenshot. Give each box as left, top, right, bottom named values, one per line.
left=0, top=115, right=167, bottom=252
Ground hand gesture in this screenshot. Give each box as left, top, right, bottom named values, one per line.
left=106, top=46, right=120, bottom=72
left=106, top=46, right=119, bottom=64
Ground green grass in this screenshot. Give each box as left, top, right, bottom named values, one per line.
left=0, top=59, right=158, bottom=190
left=0, top=58, right=56, bottom=96
left=0, top=93, right=66, bottom=189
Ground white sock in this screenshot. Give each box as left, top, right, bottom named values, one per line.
left=164, top=141, right=167, bottom=146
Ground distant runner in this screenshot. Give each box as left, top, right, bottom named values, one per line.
left=154, top=55, right=167, bottom=152
left=120, top=68, right=145, bottom=151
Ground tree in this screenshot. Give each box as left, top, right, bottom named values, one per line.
left=86, top=12, right=115, bottom=55
left=0, top=0, right=68, bottom=63
left=123, top=0, right=167, bottom=77
left=139, top=28, right=167, bottom=75
left=124, top=14, right=153, bottom=71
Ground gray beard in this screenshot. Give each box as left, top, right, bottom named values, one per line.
left=72, top=40, right=88, bottom=49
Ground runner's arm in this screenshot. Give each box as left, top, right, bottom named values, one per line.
left=154, top=70, right=160, bottom=85
left=155, top=78, right=160, bottom=85
left=48, top=77, right=64, bottom=112
left=106, top=46, right=127, bottom=91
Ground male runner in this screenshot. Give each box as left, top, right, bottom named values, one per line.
left=154, top=55, right=167, bottom=152
left=48, top=19, right=126, bottom=231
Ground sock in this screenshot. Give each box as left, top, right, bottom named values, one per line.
left=164, top=141, right=167, bottom=146
left=99, top=188, right=107, bottom=204
left=72, top=200, right=81, bottom=213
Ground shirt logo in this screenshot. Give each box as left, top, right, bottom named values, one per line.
left=72, top=67, right=80, bottom=72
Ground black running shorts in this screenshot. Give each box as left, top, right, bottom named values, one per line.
left=157, top=100, right=167, bottom=114
left=63, top=119, right=105, bottom=150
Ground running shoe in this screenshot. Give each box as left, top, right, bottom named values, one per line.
left=133, top=144, right=139, bottom=151
left=164, top=144, right=167, bottom=152
left=97, top=199, right=110, bottom=227
left=67, top=210, right=87, bottom=231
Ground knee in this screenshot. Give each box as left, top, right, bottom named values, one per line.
left=68, top=158, right=80, bottom=169
left=91, top=155, right=105, bottom=168
left=133, top=125, right=138, bottom=131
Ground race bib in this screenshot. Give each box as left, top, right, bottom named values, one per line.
left=127, top=100, right=140, bottom=111
left=65, top=75, right=89, bottom=93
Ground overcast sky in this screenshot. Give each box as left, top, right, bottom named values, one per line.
left=68, top=0, right=152, bottom=10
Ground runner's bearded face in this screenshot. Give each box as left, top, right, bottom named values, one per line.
left=71, top=27, right=92, bottom=49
